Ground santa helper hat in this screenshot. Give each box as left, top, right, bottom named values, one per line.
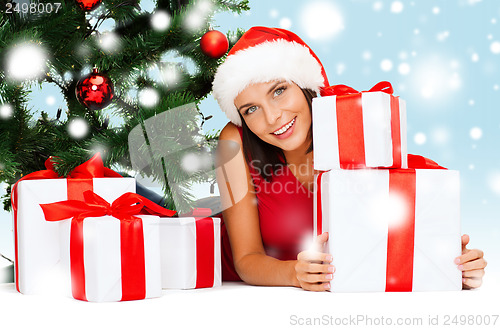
left=212, top=26, right=330, bottom=127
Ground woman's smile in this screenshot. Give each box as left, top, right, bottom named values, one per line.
left=271, top=116, right=296, bottom=139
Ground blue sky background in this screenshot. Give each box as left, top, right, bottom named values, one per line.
left=1, top=0, right=499, bottom=282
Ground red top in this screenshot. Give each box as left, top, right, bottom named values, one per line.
left=220, top=127, right=314, bottom=281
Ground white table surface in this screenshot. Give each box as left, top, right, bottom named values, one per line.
left=1, top=279, right=499, bottom=329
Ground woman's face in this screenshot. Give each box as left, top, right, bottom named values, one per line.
left=234, top=80, right=311, bottom=152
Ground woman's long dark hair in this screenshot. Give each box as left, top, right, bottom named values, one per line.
left=240, top=88, right=317, bottom=182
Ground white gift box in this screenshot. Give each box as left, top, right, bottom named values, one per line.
left=313, top=91, right=408, bottom=170
left=59, top=215, right=162, bottom=302
left=159, top=217, right=221, bottom=289
left=13, top=177, right=135, bottom=295
left=314, top=169, right=462, bottom=292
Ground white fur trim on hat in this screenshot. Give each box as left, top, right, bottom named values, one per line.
left=212, top=39, right=325, bottom=126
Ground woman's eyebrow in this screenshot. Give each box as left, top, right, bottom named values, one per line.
left=237, top=103, right=253, bottom=112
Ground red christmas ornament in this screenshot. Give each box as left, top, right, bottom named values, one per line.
left=75, top=68, right=114, bottom=111
left=75, top=0, right=102, bottom=11
left=200, top=30, right=229, bottom=59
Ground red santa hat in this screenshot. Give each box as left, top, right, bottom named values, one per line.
left=212, top=26, right=329, bottom=127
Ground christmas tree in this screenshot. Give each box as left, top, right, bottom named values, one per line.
left=0, top=0, right=249, bottom=212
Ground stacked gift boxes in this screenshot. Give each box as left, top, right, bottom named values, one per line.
left=312, top=82, right=462, bottom=292
left=12, top=154, right=221, bottom=302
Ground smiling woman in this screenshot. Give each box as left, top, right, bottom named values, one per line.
left=211, top=26, right=487, bottom=292
left=212, top=26, right=335, bottom=290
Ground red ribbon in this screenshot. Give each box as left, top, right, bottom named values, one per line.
left=11, top=153, right=122, bottom=293
left=322, top=81, right=394, bottom=97
left=195, top=217, right=215, bottom=288
left=40, top=190, right=175, bottom=301
left=315, top=172, right=325, bottom=236
left=386, top=169, right=416, bottom=292
left=315, top=156, right=447, bottom=291
left=329, top=81, right=400, bottom=169
left=182, top=208, right=216, bottom=288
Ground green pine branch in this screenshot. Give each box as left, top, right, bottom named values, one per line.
left=0, top=0, right=249, bottom=213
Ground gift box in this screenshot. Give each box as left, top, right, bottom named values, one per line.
left=314, top=168, right=462, bottom=292
left=11, top=154, right=135, bottom=295
left=159, top=215, right=221, bottom=289
left=40, top=190, right=176, bottom=302
left=313, top=81, right=408, bottom=170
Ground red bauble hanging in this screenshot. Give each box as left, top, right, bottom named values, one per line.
left=200, top=30, right=229, bottom=59
left=75, top=0, right=103, bottom=11
left=75, top=68, right=114, bottom=111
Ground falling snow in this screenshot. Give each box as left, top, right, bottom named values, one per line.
left=470, top=127, right=483, bottom=140
left=488, top=172, right=500, bottom=196
left=138, top=88, right=160, bottom=108
left=5, top=42, right=48, bottom=81
left=436, top=31, right=450, bottom=42
left=279, top=17, right=292, bottom=29
left=184, top=0, right=213, bottom=31
left=490, top=41, right=500, bottom=54
left=380, top=59, right=393, bottom=72
left=151, top=11, right=171, bottom=31
left=373, top=1, right=383, bottom=12
left=0, top=104, right=14, bottom=119
left=68, top=118, right=89, bottom=139
left=414, top=132, right=427, bottom=145
left=181, top=153, right=202, bottom=173
left=97, top=32, right=121, bottom=53
left=300, top=1, right=344, bottom=40
left=390, top=1, right=404, bottom=14
left=398, top=63, right=411, bottom=75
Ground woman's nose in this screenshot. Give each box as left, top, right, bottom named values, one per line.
left=263, top=105, right=282, bottom=125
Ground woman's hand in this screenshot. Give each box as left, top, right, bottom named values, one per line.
left=456, top=234, right=487, bottom=289
left=295, top=232, right=334, bottom=291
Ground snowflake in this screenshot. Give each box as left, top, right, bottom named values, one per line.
left=5, top=42, right=48, bottom=82
left=300, top=1, right=344, bottom=40
left=469, top=127, right=482, bottom=140
left=414, top=132, right=427, bottom=145
left=380, top=59, right=393, bottom=72
left=68, top=118, right=89, bottom=139
left=138, top=88, right=159, bottom=108
left=151, top=11, right=171, bottom=31
left=398, top=63, right=411, bottom=75
left=0, top=104, right=14, bottom=119
left=390, top=1, right=404, bottom=14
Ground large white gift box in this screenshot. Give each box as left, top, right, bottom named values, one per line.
left=159, top=216, right=221, bottom=289
left=13, top=177, right=136, bottom=295
left=314, top=169, right=462, bottom=292
left=313, top=83, right=408, bottom=170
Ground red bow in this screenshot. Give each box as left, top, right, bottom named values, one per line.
left=322, top=81, right=394, bottom=97
left=11, top=153, right=122, bottom=212
left=40, top=190, right=176, bottom=222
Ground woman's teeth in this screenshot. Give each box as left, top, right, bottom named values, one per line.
left=273, top=117, right=296, bottom=135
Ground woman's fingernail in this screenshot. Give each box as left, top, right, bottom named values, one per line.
left=462, top=278, right=467, bottom=283
left=326, top=255, right=333, bottom=262
left=328, top=266, right=335, bottom=273
left=323, top=283, right=331, bottom=289
left=458, top=265, right=464, bottom=270
left=454, top=257, right=461, bottom=264
left=325, top=274, right=333, bottom=280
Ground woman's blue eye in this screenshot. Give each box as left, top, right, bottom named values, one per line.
left=274, top=87, right=285, bottom=96
left=246, top=106, right=257, bottom=114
